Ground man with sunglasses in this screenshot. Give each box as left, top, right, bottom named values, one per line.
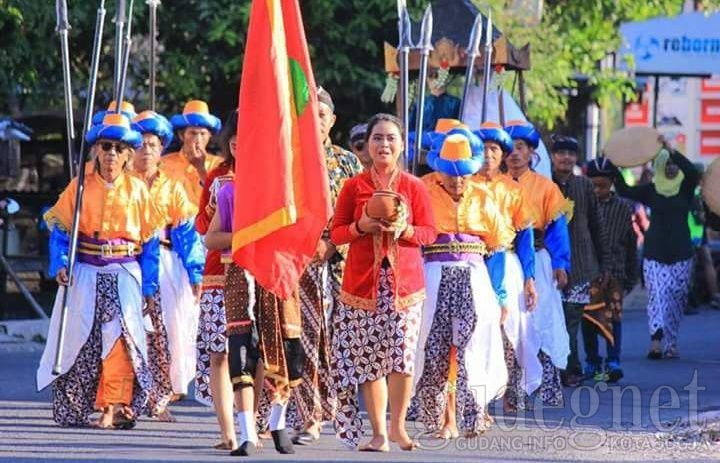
left=550, top=135, right=612, bottom=387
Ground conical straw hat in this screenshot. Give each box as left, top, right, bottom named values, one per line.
left=702, top=157, right=720, bottom=215
left=603, top=126, right=662, bottom=168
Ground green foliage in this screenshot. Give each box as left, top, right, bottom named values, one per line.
left=2, top=0, right=720, bottom=140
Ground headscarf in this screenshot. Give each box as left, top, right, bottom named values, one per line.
left=653, top=148, right=684, bottom=197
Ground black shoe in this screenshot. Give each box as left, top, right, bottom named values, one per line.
left=271, top=429, right=295, bottom=454
left=230, top=441, right=257, bottom=457
left=561, top=372, right=583, bottom=388
left=607, top=367, right=624, bottom=383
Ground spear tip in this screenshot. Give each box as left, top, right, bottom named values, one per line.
left=419, top=5, right=433, bottom=50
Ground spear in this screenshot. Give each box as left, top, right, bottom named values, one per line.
left=480, top=10, right=494, bottom=122
left=146, top=0, right=161, bottom=111
left=112, top=0, right=127, bottom=103
left=412, top=5, right=433, bottom=176
left=77, top=0, right=107, bottom=164
left=459, top=14, right=483, bottom=122
left=56, top=0, right=76, bottom=179
left=116, top=0, right=134, bottom=112
left=397, top=1, right=413, bottom=171
left=52, top=0, right=76, bottom=375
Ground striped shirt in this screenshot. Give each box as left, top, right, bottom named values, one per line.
left=553, top=173, right=611, bottom=293
left=598, top=194, right=637, bottom=288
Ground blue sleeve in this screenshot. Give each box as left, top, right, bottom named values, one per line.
left=546, top=215, right=571, bottom=272
left=170, top=220, right=206, bottom=285
left=485, top=250, right=507, bottom=308
left=140, top=236, right=160, bottom=297
left=48, top=226, right=70, bottom=277
left=515, top=227, right=535, bottom=280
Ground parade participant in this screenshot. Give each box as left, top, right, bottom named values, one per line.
left=207, top=175, right=305, bottom=455
left=330, top=113, right=437, bottom=451
left=505, top=120, right=571, bottom=405
left=131, top=111, right=204, bottom=419
left=286, top=87, right=363, bottom=445
left=474, top=122, right=539, bottom=412
left=194, top=111, right=237, bottom=449
left=550, top=134, right=611, bottom=386
left=348, top=123, right=371, bottom=170
left=165, top=100, right=224, bottom=205
left=409, top=66, right=460, bottom=133
left=91, top=100, right=138, bottom=126
left=205, top=179, right=262, bottom=456
left=37, top=113, right=162, bottom=429
left=413, top=128, right=508, bottom=439
left=610, top=147, right=700, bottom=359
left=584, top=157, right=637, bottom=382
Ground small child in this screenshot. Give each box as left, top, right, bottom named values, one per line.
left=583, top=157, right=638, bottom=382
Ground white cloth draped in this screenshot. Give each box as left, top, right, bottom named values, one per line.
left=159, top=247, right=200, bottom=395
left=37, top=261, right=147, bottom=391
left=503, top=251, right=543, bottom=395
left=530, top=249, right=570, bottom=370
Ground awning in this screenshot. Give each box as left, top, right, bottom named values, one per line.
left=619, top=11, right=720, bottom=77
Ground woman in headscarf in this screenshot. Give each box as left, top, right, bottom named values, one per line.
left=413, top=126, right=508, bottom=439
left=37, top=113, right=162, bottom=429
left=330, top=113, right=437, bottom=451
left=610, top=146, right=700, bottom=359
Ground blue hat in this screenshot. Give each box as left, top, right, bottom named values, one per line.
left=504, top=120, right=540, bottom=149
left=86, top=113, right=142, bottom=149
left=170, top=100, right=222, bottom=134
left=132, top=110, right=174, bottom=149
left=426, top=127, right=484, bottom=176
left=91, top=100, right=137, bottom=127
left=475, top=122, right=513, bottom=153
left=408, top=118, right=469, bottom=165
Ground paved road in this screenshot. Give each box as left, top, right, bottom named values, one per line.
left=1, top=288, right=719, bottom=462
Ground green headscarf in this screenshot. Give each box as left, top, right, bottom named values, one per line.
left=653, top=149, right=684, bottom=197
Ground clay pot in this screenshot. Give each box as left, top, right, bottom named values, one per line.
left=365, top=190, right=402, bottom=222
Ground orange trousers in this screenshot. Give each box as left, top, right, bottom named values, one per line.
left=95, top=338, right=135, bottom=409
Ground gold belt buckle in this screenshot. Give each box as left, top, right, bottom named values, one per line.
left=448, top=240, right=461, bottom=253
left=100, top=243, right=113, bottom=258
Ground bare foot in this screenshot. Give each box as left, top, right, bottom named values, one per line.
left=358, top=435, right=389, bottom=452
left=156, top=408, right=177, bottom=423
left=389, top=430, right=416, bottom=451
left=433, top=425, right=459, bottom=440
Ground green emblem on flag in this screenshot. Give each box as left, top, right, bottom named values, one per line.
left=289, top=59, right=309, bottom=116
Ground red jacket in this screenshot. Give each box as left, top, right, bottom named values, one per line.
left=331, top=171, right=436, bottom=311
left=196, top=163, right=232, bottom=285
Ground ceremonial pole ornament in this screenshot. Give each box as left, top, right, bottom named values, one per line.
left=56, top=0, right=76, bottom=179
left=116, top=0, right=134, bottom=114
left=459, top=14, right=483, bottom=122
left=113, top=0, right=127, bottom=104
left=397, top=0, right=413, bottom=171
left=480, top=10, right=493, bottom=122
left=78, top=0, right=107, bottom=161
left=146, top=0, right=160, bottom=111
left=412, top=6, right=433, bottom=176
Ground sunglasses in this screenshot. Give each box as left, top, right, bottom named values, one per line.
left=99, top=141, right=130, bottom=153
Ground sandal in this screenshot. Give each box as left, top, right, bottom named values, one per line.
left=647, top=340, right=663, bottom=360
left=155, top=408, right=177, bottom=423
left=112, top=406, right=136, bottom=430
left=213, top=440, right=235, bottom=450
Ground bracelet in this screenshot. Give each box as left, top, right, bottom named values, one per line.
left=354, top=221, right=366, bottom=236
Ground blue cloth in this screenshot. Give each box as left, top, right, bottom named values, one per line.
left=48, top=226, right=69, bottom=277
left=485, top=250, right=507, bottom=307
left=409, top=93, right=461, bottom=133
left=515, top=227, right=535, bottom=280
left=170, top=220, right=205, bottom=285
left=140, top=236, right=160, bottom=297
left=545, top=215, right=571, bottom=272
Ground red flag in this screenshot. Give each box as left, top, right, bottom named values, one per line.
left=232, top=0, right=331, bottom=300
